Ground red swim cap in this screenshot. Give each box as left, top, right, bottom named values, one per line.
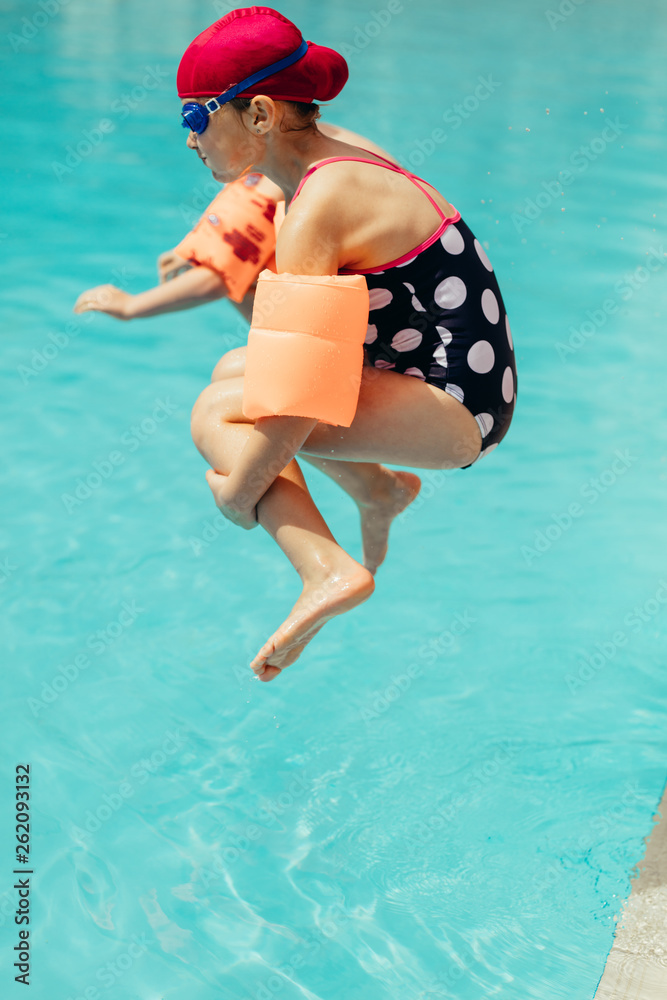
left=177, top=6, right=348, bottom=103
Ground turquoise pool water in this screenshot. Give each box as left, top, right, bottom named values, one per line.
left=2, top=1, right=667, bottom=997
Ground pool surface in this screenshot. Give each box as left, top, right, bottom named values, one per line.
left=2, top=1, right=667, bottom=998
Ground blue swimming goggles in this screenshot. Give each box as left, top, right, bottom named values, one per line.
left=181, top=38, right=309, bottom=134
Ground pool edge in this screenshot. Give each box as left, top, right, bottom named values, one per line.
left=593, top=778, right=667, bottom=1000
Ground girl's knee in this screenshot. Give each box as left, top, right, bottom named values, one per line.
left=211, top=346, right=247, bottom=382
left=190, top=383, right=221, bottom=445
left=191, top=377, right=246, bottom=446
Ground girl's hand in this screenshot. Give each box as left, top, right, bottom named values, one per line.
left=73, top=284, right=134, bottom=320
left=205, top=470, right=258, bottom=530
left=157, top=250, right=193, bottom=284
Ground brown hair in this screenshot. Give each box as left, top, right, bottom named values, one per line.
left=228, top=96, right=321, bottom=133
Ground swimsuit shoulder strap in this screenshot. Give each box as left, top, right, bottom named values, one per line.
left=290, top=153, right=448, bottom=221
left=290, top=156, right=370, bottom=204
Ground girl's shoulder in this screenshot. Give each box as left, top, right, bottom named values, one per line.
left=292, top=148, right=455, bottom=219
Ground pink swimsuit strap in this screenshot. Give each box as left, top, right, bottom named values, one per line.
left=289, top=150, right=460, bottom=272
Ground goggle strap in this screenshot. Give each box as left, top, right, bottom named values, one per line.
left=206, top=38, right=308, bottom=111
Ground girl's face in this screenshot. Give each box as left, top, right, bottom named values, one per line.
left=183, top=99, right=260, bottom=183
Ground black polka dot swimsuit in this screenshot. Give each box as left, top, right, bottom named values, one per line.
left=290, top=153, right=517, bottom=467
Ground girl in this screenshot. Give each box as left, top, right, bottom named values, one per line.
left=180, top=6, right=517, bottom=682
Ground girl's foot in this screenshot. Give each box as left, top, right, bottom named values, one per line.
left=357, top=470, right=421, bottom=574
left=250, top=559, right=375, bottom=682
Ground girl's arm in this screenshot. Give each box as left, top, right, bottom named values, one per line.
left=73, top=264, right=229, bottom=320
left=208, top=413, right=319, bottom=529
left=206, top=194, right=342, bottom=526
left=157, top=249, right=193, bottom=283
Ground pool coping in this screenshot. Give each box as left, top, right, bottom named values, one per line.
left=593, top=778, right=667, bottom=999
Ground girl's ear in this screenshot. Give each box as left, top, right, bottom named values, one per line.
left=248, top=95, right=276, bottom=132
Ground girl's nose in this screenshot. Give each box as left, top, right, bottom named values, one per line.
left=186, top=131, right=198, bottom=150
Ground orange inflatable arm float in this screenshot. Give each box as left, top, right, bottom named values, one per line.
left=242, top=270, right=370, bottom=427
left=173, top=174, right=280, bottom=303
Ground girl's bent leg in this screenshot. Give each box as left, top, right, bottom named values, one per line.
left=209, top=347, right=422, bottom=571
left=302, top=457, right=421, bottom=574
left=190, top=380, right=374, bottom=681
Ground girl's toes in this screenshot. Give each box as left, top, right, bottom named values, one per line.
left=258, top=665, right=281, bottom=682
left=250, top=640, right=274, bottom=675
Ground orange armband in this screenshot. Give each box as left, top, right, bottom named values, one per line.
left=173, top=174, right=279, bottom=302
left=242, top=270, right=370, bottom=428
left=260, top=200, right=286, bottom=277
